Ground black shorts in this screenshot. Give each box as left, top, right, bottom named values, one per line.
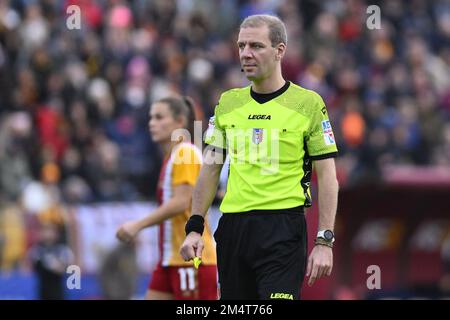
left=214, top=206, right=307, bottom=300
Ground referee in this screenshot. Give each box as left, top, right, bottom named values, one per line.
left=180, top=14, right=339, bottom=300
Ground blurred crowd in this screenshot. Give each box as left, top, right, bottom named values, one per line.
left=0, top=0, right=449, bottom=206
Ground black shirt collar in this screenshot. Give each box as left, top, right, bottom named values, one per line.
left=250, top=81, right=290, bottom=104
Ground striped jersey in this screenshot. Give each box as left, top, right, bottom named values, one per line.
left=156, top=142, right=216, bottom=266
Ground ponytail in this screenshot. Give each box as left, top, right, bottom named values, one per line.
left=182, top=96, right=196, bottom=139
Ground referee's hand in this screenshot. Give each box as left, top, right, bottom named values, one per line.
left=306, top=245, right=333, bottom=286
left=180, top=232, right=204, bottom=261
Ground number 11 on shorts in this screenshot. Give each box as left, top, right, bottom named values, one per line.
left=178, top=267, right=196, bottom=291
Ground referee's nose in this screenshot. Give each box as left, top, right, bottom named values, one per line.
left=240, top=44, right=253, bottom=60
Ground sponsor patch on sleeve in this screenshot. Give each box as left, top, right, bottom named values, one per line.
left=321, top=120, right=336, bottom=145
left=204, top=116, right=216, bottom=141
left=208, top=116, right=215, bottom=127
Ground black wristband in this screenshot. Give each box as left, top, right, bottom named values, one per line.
left=185, top=215, right=205, bottom=236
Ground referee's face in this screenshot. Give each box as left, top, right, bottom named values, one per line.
left=237, top=25, right=279, bottom=82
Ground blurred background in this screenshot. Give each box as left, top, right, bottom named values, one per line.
left=0, top=0, right=449, bottom=299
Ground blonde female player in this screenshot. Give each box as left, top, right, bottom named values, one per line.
left=116, top=96, right=217, bottom=300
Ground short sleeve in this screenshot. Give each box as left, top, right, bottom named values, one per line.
left=172, top=144, right=202, bottom=186
left=204, top=104, right=226, bottom=150
left=305, top=94, right=338, bottom=159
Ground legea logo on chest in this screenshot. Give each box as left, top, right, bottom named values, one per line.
left=248, top=114, right=272, bottom=120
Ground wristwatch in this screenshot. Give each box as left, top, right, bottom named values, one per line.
left=317, top=229, right=335, bottom=243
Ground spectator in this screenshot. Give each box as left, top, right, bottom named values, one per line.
left=29, top=222, right=73, bottom=300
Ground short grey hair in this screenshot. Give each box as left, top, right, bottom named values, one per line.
left=240, top=14, right=287, bottom=47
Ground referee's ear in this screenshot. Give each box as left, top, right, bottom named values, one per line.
left=275, top=42, right=286, bottom=61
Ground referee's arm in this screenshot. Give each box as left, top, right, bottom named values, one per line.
left=306, top=157, right=339, bottom=286
left=180, top=147, right=224, bottom=261
left=191, top=147, right=225, bottom=219
left=315, top=157, right=339, bottom=233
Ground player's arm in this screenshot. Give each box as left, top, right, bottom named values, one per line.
left=116, top=184, right=193, bottom=243
left=306, top=157, right=339, bottom=286
left=180, top=147, right=224, bottom=261
left=134, top=184, right=194, bottom=227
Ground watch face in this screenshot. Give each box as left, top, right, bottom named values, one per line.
left=324, top=230, right=334, bottom=241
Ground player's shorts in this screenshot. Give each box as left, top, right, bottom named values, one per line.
left=148, top=263, right=218, bottom=300
left=214, top=206, right=307, bottom=300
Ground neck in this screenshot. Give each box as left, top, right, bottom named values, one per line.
left=161, top=136, right=188, bottom=158
left=251, top=68, right=285, bottom=94
left=161, top=141, right=176, bottom=158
